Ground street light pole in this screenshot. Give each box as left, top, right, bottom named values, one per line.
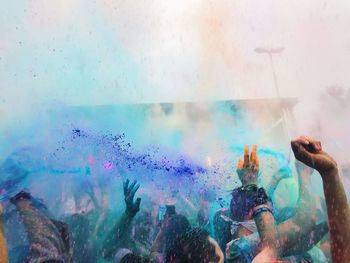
left=254, top=47, right=284, bottom=98
left=254, top=47, right=292, bottom=144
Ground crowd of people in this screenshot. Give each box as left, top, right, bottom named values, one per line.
left=0, top=136, right=349, bottom=262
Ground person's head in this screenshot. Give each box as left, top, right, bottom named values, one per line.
left=165, top=214, right=191, bottom=254
left=166, top=228, right=224, bottom=263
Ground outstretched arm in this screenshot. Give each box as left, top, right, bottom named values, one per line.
left=101, top=179, right=141, bottom=259
left=291, top=136, right=350, bottom=263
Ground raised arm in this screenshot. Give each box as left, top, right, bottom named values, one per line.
left=101, top=179, right=141, bottom=259
left=237, top=145, right=280, bottom=261
left=291, top=136, right=350, bottom=263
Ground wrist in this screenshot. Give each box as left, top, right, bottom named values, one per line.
left=239, top=171, right=258, bottom=186
left=320, top=167, right=339, bottom=182
left=253, top=204, right=273, bottom=218
left=242, top=181, right=257, bottom=187
left=125, top=209, right=137, bottom=218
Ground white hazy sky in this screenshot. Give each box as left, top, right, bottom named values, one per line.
left=1, top=0, right=350, bottom=118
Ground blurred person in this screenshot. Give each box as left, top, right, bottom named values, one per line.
left=61, top=168, right=109, bottom=263
left=101, top=179, right=151, bottom=262
left=10, top=191, right=70, bottom=263
left=153, top=224, right=226, bottom=263
left=164, top=214, right=191, bottom=256
left=63, top=212, right=96, bottom=263
left=150, top=213, right=191, bottom=261
left=165, top=227, right=224, bottom=263
left=130, top=210, right=155, bottom=256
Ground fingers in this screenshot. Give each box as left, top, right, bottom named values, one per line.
left=124, top=181, right=141, bottom=215
left=250, top=145, right=257, bottom=160
left=251, top=144, right=257, bottom=163
left=244, top=145, right=250, bottom=168
left=129, top=180, right=137, bottom=190
left=250, top=145, right=259, bottom=171
left=296, top=136, right=322, bottom=152
left=237, top=159, right=244, bottom=170
left=124, top=179, right=141, bottom=203
left=291, top=140, right=314, bottom=167
left=130, top=183, right=140, bottom=198
left=123, top=179, right=129, bottom=196
left=135, top=197, right=141, bottom=210
left=308, top=138, right=322, bottom=152
left=315, top=141, right=322, bottom=151
left=238, top=145, right=258, bottom=170
left=298, top=136, right=310, bottom=145
left=252, top=156, right=259, bottom=172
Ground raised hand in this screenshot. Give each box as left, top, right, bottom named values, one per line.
left=291, top=136, right=337, bottom=177
left=237, top=145, right=259, bottom=185
left=123, top=179, right=141, bottom=216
